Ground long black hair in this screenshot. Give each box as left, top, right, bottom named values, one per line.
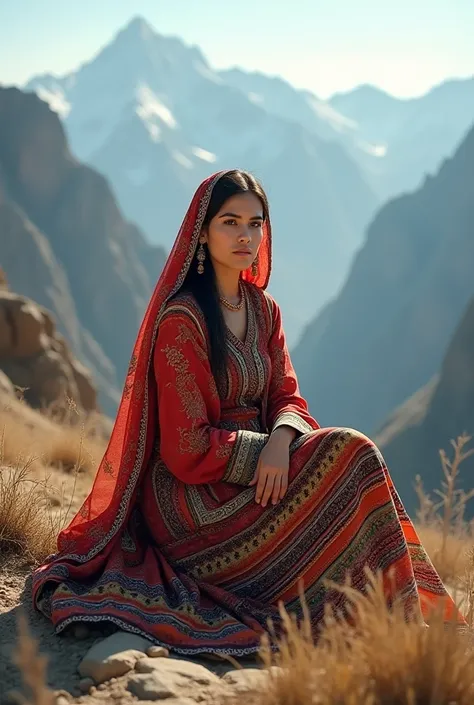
left=179, top=170, right=270, bottom=384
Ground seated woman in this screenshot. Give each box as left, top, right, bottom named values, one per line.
left=32, top=169, right=464, bottom=656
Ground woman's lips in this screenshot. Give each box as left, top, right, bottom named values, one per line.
left=233, top=250, right=252, bottom=256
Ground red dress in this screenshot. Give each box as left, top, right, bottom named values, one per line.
left=32, top=171, right=464, bottom=656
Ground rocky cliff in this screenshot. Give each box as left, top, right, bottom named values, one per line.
left=0, top=87, right=166, bottom=413
left=377, top=295, right=474, bottom=513
left=0, top=269, right=97, bottom=413
left=294, top=120, right=474, bottom=436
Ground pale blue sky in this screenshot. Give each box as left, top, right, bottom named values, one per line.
left=0, top=0, right=472, bottom=98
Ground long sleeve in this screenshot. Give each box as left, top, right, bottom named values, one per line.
left=267, top=298, right=319, bottom=435
left=154, top=309, right=268, bottom=485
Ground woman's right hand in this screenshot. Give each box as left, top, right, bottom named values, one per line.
left=249, top=436, right=290, bottom=507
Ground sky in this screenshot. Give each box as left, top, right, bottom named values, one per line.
left=0, top=0, right=472, bottom=98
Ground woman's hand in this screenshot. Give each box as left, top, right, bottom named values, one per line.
left=249, top=428, right=294, bottom=507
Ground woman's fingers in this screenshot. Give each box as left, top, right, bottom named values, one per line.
left=261, top=471, right=277, bottom=508
left=280, top=473, right=288, bottom=500
left=255, top=469, right=269, bottom=503
left=271, top=474, right=282, bottom=506
left=254, top=467, right=289, bottom=506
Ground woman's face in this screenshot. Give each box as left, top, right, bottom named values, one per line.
left=201, top=192, right=264, bottom=274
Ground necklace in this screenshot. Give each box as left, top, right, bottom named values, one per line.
left=220, top=282, right=245, bottom=311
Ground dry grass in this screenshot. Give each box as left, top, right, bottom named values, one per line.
left=0, top=392, right=107, bottom=474
left=0, top=391, right=107, bottom=567
left=414, top=434, right=474, bottom=623
left=257, top=572, right=474, bottom=705
left=0, top=462, right=65, bottom=563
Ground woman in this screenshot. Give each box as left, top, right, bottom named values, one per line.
left=32, top=170, right=464, bottom=655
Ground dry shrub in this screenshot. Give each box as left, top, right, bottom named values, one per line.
left=8, top=611, right=55, bottom=705
left=41, top=424, right=102, bottom=474
left=257, top=572, right=473, bottom=705
left=1, top=393, right=107, bottom=475
left=0, top=461, right=66, bottom=564
left=415, top=434, right=474, bottom=621
left=0, top=395, right=105, bottom=565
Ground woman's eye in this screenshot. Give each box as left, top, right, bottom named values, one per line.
left=251, top=221, right=263, bottom=228
left=224, top=219, right=237, bottom=226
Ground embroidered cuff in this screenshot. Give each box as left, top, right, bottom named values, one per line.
left=223, top=431, right=268, bottom=485
left=272, top=412, right=314, bottom=436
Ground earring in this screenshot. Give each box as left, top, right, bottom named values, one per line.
left=251, top=255, right=259, bottom=276
left=197, top=242, right=206, bottom=274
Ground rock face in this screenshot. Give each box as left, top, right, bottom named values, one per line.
left=294, top=119, right=474, bottom=437
left=0, top=86, right=166, bottom=414
left=0, top=274, right=97, bottom=412
left=377, top=295, right=474, bottom=513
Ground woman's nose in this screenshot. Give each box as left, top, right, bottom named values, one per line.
left=238, top=227, right=251, bottom=241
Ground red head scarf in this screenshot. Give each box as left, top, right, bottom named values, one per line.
left=50, top=170, right=272, bottom=563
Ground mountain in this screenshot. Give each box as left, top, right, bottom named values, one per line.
left=25, top=16, right=378, bottom=344
left=223, top=69, right=474, bottom=203
left=220, top=68, right=359, bottom=146
left=330, top=78, right=474, bottom=197
left=293, top=120, right=474, bottom=435
left=376, top=295, right=474, bottom=514
left=0, top=86, right=166, bottom=414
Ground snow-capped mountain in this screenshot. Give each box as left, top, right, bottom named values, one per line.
left=223, top=69, right=474, bottom=199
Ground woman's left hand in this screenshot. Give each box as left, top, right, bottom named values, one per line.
left=249, top=433, right=291, bottom=507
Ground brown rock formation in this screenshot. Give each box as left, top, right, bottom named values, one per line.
left=0, top=279, right=97, bottom=412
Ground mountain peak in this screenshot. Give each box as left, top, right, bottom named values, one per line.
left=121, top=15, right=155, bottom=40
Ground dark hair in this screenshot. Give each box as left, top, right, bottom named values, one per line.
left=179, top=169, right=270, bottom=384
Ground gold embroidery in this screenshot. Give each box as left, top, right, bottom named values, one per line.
left=273, top=412, right=313, bottom=435
left=127, top=354, right=138, bottom=376
left=178, top=426, right=210, bottom=455
left=103, top=459, right=114, bottom=476
left=163, top=344, right=188, bottom=373
left=223, top=430, right=267, bottom=484
left=216, top=443, right=232, bottom=459
left=209, top=376, right=219, bottom=400
left=176, top=323, right=207, bottom=361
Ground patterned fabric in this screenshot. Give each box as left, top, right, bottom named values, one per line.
left=31, top=173, right=465, bottom=656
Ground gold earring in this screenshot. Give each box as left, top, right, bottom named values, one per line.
left=251, top=255, right=258, bottom=276
left=197, top=241, right=206, bottom=274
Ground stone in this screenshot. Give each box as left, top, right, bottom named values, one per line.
left=135, top=657, right=220, bottom=686
left=127, top=672, right=177, bottom=701
left=146, top=645, right=170, bottom=658
left=78, top=631, right=153, bottom=683
left=222, top=668, right=269, bottom=693
left=15, top=302, right=48, bottom=357
left=55, top=697, right=70, bottom=705
left=0, top=285, right=99, bottom=413
left=78, top=677, right=95, bottom=693
left=79, top=648, right=145, bottom=684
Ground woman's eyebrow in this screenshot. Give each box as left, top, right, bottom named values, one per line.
left=218, top=212, right=263, bottom=219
